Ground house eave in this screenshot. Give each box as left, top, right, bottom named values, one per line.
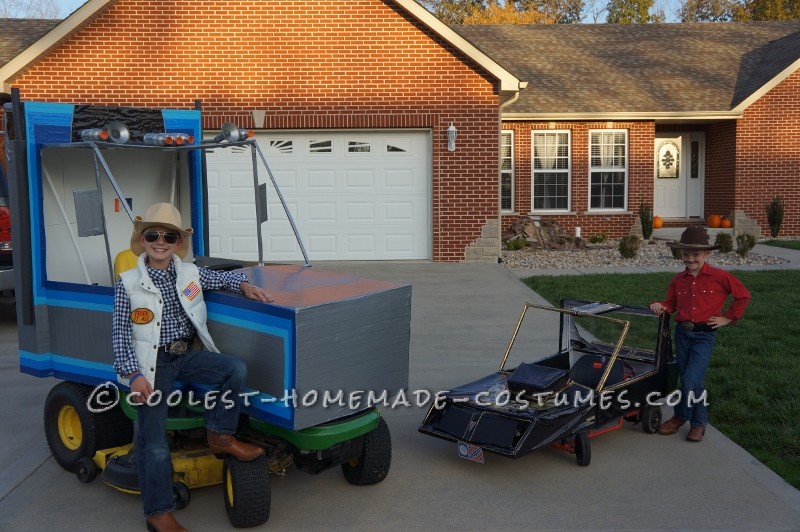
left=731, top=57, right=800, bottom=114
left=1, top=0, right=114, bottom=92
left=501, top=111, right=744, bottom=123
left=393, top=0, right=525, bottom=94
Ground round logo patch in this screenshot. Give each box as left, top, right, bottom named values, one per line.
left=130, top=308, right=154, bottom=324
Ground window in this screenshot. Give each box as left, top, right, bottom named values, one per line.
left=589, top=130, right=627, bottom=210
left=501, top=131, right=514, bottom=212
left=532, top=131, right=570, bottom=211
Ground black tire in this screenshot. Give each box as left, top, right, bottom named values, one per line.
left=222, top=455, right=270, bottom=528
left=173, top=482, right=191, bottom=510
left=44, top=381, right=133, bottom=471
left=575, top=431, right=591, bottom=467
left=74, top=456, right=97, bottom=483
left=641, top=404, right=662, bottom=434
left=341, top=417, right=392, bottom=485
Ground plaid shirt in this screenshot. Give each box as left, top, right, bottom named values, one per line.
left=112, top=259, right=247, bottom=377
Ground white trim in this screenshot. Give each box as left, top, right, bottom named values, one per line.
left=587, top=129, right=629, bottom=212
left=531, top=129, right=571, bottom=213
left=500, top=130, right=514, bottom=213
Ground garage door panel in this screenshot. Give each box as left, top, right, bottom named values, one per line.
left=346, top=170, right=376, bottom=189
left=346, top=202, right=375, bottom=222
left=385, top=169, right=414, bottom=189
left=206, top=130, right=429, bottom=261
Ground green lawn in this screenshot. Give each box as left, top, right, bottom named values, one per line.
left=762, top=239, right=800, bottom=251
left=522, top=270, right=800, bottom=489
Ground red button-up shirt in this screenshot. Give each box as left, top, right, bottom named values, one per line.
left=658, top=263, right=751, bottom=324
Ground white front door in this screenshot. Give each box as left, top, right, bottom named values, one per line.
left=654, top=135, right=685, bottom=218
left=653, top=133, right=705, bottom=219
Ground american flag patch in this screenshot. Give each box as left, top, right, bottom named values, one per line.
left=457, top=442, right=485, bottom=464
left=182, top=281, right=201, bottom=300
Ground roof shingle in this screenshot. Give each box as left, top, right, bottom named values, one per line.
left=453, top=22, right=800, bottom=115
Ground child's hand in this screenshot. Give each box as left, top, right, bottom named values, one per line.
left=708, top=316, right=732, bottom=329
left=649, top=302, right=666, bottom=315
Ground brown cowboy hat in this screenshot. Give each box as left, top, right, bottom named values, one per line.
left=666, top=226, right=719, bottom=251
left=130, top=203, right=193, bottom=258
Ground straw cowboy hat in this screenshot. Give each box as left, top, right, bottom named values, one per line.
left=129, top=203, right=193, bottom=257
left=666, top=226, right=719, bottom=251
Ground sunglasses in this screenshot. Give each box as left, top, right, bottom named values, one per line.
left=142, top=231, right=181, bottom=244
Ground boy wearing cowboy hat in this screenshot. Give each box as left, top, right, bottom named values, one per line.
left=649, top=226, right=750, bottom=443
left=112, top=203, right=274, bottom=532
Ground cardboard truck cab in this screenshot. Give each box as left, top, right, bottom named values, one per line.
left=3, top=93, right=409, bottom=526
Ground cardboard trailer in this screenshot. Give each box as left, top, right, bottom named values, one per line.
left=3, top=90, right=410, bottom=526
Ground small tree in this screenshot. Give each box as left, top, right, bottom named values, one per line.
left=766, top=196, right=784, bottom=238
left=639, top=202, right=653, bottom=240
left=619, top=235, right=640, bottom=258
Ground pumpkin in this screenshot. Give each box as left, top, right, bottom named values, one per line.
left=707, top=214, right=722, bottom=228
left=653, top=215, right=663, bottom=229
left=720, top=217, right=733, bottom=229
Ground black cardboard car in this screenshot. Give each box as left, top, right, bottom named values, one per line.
left=419, top=299, right=678, bottom=465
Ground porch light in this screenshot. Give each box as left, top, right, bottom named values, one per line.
left=446, top=123, right=457, bottom=152
left=208, top=122, right=254, bottom=143
left=79, top=128, right=109, bottom=141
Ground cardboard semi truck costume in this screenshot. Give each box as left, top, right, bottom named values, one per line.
left=3, top=90, right=410, bottom=527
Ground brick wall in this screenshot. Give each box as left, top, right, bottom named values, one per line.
left=499, top=121, right=655, bottom=239
left=704, top=121, right=737, bottom=221
left=734, top=69, right=800, bottom=237
left=4, top=0, right=503, bottom=261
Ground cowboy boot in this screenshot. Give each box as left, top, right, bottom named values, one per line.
left=207, top=431, right=265, bottom=461
left=146, top=512, right=187, bottom=532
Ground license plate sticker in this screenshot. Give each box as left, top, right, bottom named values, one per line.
left=457, top=442, right=484, bottom=464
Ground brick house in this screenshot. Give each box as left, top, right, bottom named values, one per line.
left=0, top=0, right=524, bottom=263
left=1, top=5, right=799, bottom=263
left=456, top=23, right=800, bottom=241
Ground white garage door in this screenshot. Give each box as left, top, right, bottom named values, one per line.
left=205, top=130, right=430, bottom=261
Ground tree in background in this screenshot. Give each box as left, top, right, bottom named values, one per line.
left=736, top=0, right=800, bottom=20
left=417, top=0, right=489, bottom=24
left=606, top=0, right=666, bottom=22
left=517, top=0, right=586, bottom=23
left=463, top=1, right=553, bottom=22
left=420, top=0, right=798, bottom=22
left=1, top=0, right=59, bottom=18
left=679, top=0, right=737, bottom=20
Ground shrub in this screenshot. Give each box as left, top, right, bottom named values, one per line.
left=618, top=235, right=640, bottom=258
left=671, top=245, right=682, bottom=260
left=715, top=232, right=733, bottom=254
left=766, top=197, right=784, bottom=238
left=736, top=233, right=757, bottom=258
left=639, top=202, right=653, bottom=240
left=588, top=233, right=608, bottom=244
left=506, top=237, right=527, bottom=251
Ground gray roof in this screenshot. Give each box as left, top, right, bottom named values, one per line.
left=0, top=19, right=60, bottom=68
left=453, top=22, right=800, bottom=116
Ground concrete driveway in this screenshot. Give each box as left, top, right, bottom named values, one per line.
left=1, top=262, right=799, bottom=531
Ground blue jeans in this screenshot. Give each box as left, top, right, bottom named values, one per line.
left=136, top=348, right=247, bottom=516
left=673, top=326, right=716, bottom=428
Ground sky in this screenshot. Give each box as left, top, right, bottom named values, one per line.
left=55, top=0, right=84, bottom=18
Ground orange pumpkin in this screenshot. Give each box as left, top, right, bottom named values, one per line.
left=653, top=215, right=663, bottom=229
left=707, top=214, right=722, bottom=228
left=720, top=218, right=733, bottom=229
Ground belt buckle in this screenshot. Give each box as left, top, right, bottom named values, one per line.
left=680, top=322, right=695, bottom=331
left=169, top=340, right=189, bottom=355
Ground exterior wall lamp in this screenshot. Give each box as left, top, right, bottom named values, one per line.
left=446, top=123, right=457, bottom=152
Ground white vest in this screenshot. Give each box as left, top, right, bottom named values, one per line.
left=119, top=254, right=218, bottom=387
